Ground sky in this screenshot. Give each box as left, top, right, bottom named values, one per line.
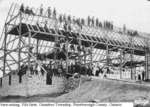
left=0, top=0, right=150, bottom=34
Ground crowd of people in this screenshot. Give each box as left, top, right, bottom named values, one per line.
left=17, top=61, right=109, bottom=84
left=16, top=59, right=146, bottom=86
left=135, top=69, right=145, bottom=81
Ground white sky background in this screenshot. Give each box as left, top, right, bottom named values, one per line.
left=0, top=0, right=150, bottom=33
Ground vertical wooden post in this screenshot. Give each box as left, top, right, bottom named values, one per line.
left=130, top=36, right=134, bottom=80
left=106, top=34, right=109, bottom=68
left=130, top=50, right=135, bottom=80
left=84, top=49, right=86, bottom=65
left=36, top=39, right=39, bottom=56
left=54, top=19, right=58, bottom=73
left=145, top=39, right=150, bottom=80
left=0, top=78, right=2, bottom=87
left=130, top=52, right=133, bottom=79
left=145, top=52, right=148, bottom=80
left=25, top=31, right=31, bottom=97
left=9, top=75, right=11, bottom=85
left=78, top=29, right=82, bottom=68
left=66, top=40, right=69, bottom=73
left=119, top=49, right=125, bottom=79
left=3, top=23, right=8, bottom=76
left=28, top=31, right=31, bottom=74
left=106, top=45, right=109, bottom=67
left=36, top=39, right=39, bottom=64
left=90, top=43, right=93, bottom=68
left=18, top=11, right=22, bottom=73
left=119, top=49, right=122, bottom=79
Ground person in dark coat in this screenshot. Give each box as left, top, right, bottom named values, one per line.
left=30, top=65, right=34, bottom=75
left=80, top=65, right=84, bottom=75
left=46, top=70, right=53, bottom=85
left=25, top=6, right=30, bottom=15
left=68, top=65, right=72, bottom=74
left=138, top=71, right=141, bottom=80
left=0, top=78, right=2, bottom=87
left=68, top=25, right=72, bottom=32
left=72, top=64, right=76, bottom=74
left=95, top=69, right=100, bottom=76
left=47, top=7, right=51, bottom=18
left=44, top=21, right=48, bottom=31
left=70, top=63, right=74, bottom=74
left=75, top=62, right=81, bottom=74
left=40, top=4, right=43, bottom=16
left=142, top=71, right=145, bottom=81
left=63, top=23, right=67, bottom=31
left=62, top=44, right=66, bottom=53
left=20, top=4, right=24, bottom=13
left=70, top=44, right=75, bottom=52
left=29, top=8, right=35, bottom=15
left=106, top=67, right=110, bottom=74
left=87, top=66, right=93, bottom=76
left=87, top=16, right=91, bottom=26
left=52, top=8, right=56, bottom=19
left=99, top=22, right=102, bottom=28
left=17, top=64, right=27, bottom=83
left=77, top=46, right=82, bottom=52
left=59, top=14, right=63, bottom=23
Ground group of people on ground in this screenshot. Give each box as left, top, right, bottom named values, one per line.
left=17, top=61, right=110, bottom=84
left=135, top=70, right=145, bottom=81
left=16, top=59, right=146, bottom=86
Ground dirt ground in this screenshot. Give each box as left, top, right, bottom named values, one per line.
left=0, top=77, right=150, bottom=105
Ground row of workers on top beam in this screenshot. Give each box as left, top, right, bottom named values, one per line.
left=19, top=4, right=114, bottom=30
left=20, top=4, right=139, bottom=37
